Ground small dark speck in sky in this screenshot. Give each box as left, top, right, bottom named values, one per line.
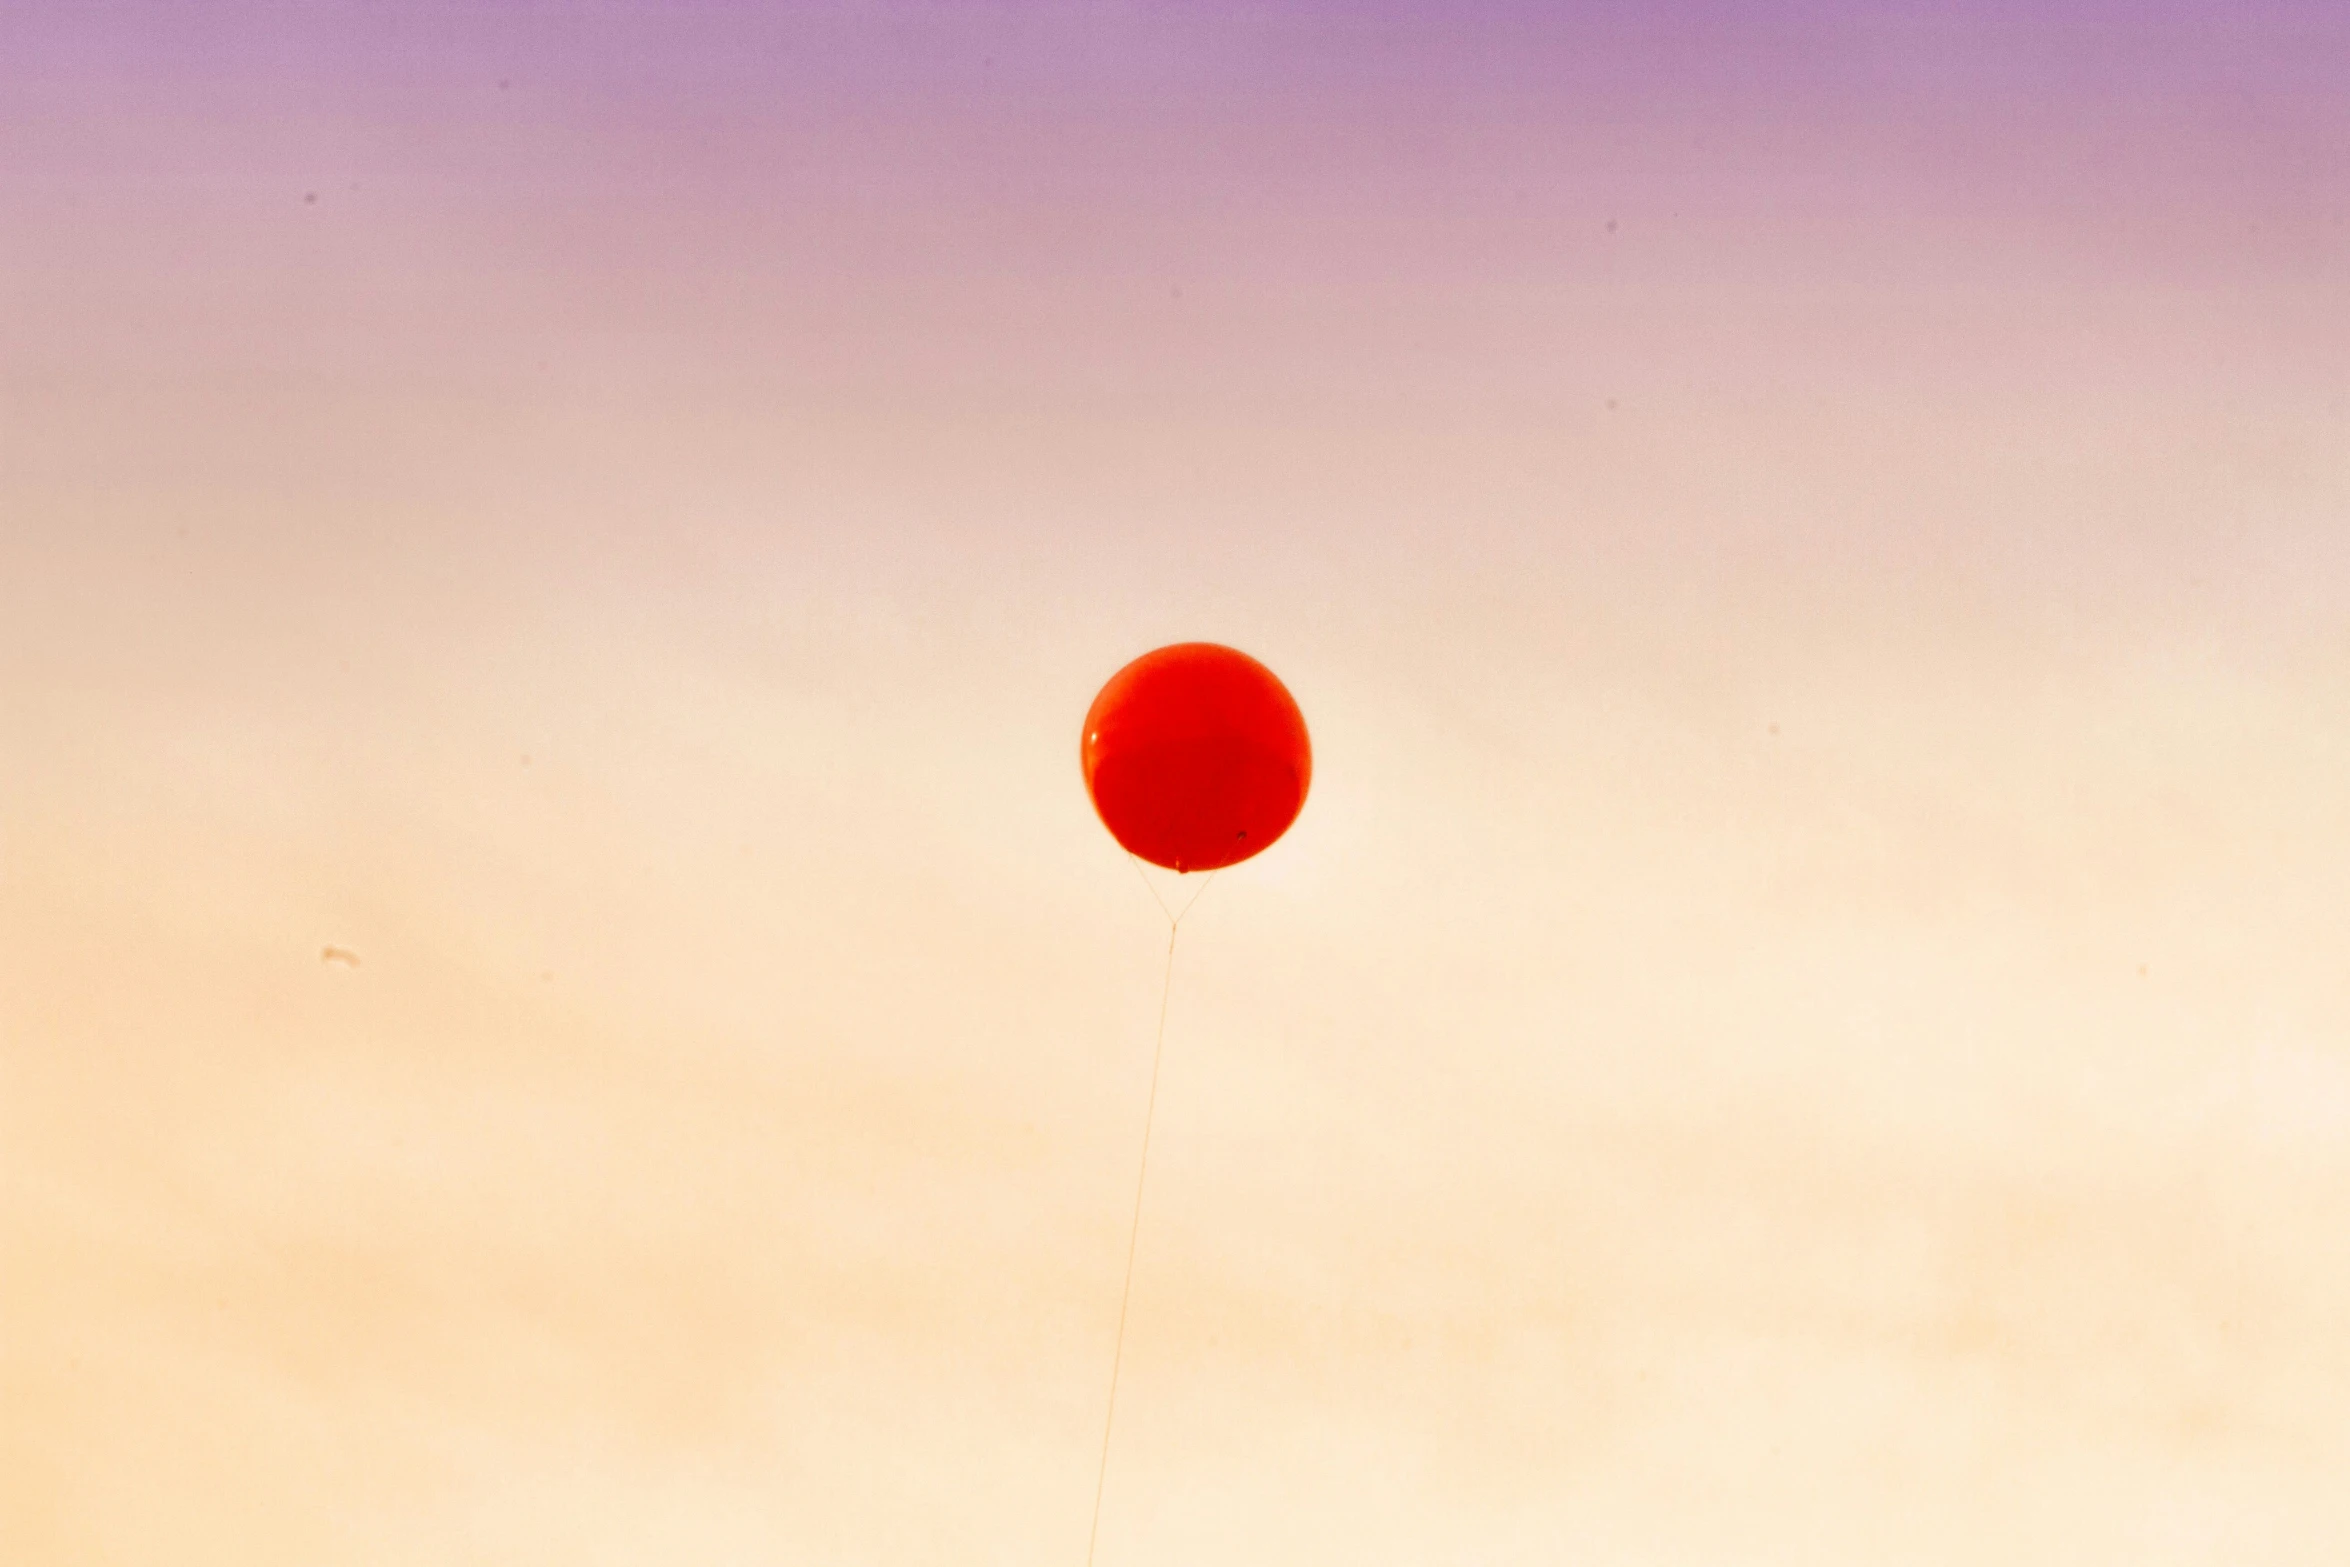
left=499, top=77, right=511, bottom=90
left=1605, top=398, right=1618, bottom=411
left=303, top=192, right=317, bottom=204
left=1605, top=218, right=1618, bottom=233
left=321, top=946, right=361, bottom=968
left=1768, top=722, right=1779, bottom=735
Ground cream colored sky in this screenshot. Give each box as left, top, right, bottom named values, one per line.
left=10, top=384, right=2350, bottom=1562
left=9, top=5, right=2350, bottom=1562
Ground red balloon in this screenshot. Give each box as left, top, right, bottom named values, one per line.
left=1081, top=643, right=1312, bottom=873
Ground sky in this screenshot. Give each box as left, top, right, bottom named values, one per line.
left=4, top=3, right=2349, bottom=1562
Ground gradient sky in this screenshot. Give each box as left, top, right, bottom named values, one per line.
left=6, top=4, right=2350, bottom=1564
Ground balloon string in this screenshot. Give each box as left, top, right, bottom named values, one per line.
left=1170, top=870, right=1219, bottom=926
left=1087, top=867, right=1215, bottom=1567
left=1124, top=853, right=1219, bottom=927
left=1125, top=854, right=1174, bottom=922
